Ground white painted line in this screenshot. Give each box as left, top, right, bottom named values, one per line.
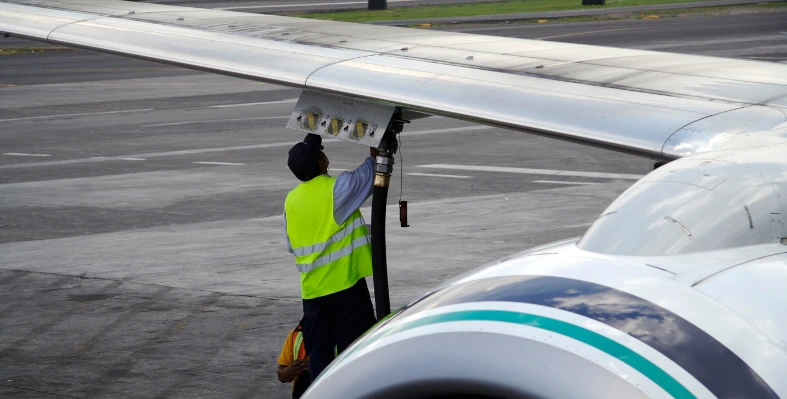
left=144, top=116, right=288, bottom=127
left=561, top=222, right=594, bottom=229
left=218, top=0, right=412, bottom=9
left=418, top=164, right=644, bottom=180
left=0, top=109, right=153, bottom=122
left=0, top=126, right=486, bottom=170
left=120, top=158, right=146, bottom=161
left=408, top=172, right=471, bottom=179
left=193, top=161, right=246, bottom=166
left=3, top=153, right=52, bottom=157
left=534, top=180, right=600, bottom=185
left=402, top=126, right=495, bottom=137
left=208, top=99, right=298, bottom=109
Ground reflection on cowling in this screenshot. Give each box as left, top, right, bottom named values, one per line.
left=401, top=275, right=778, bottom=399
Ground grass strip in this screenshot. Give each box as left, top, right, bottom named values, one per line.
left=0, top=47, right=72, bottom=56
left=548, top=2, right=787, bottom=23
left=295, top=0, right=729, bottom=22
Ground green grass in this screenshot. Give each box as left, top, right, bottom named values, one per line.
left=0, top=47, right=72, bottom=55
left=548, top=1, right=787, bottom=22
left=295, top=0, right=733, bottom=22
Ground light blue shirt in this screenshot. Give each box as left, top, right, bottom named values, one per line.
left=284, top=156, right=375, bottom=253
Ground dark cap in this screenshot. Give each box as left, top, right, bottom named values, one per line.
left=288, top=134, right=324, bottom=181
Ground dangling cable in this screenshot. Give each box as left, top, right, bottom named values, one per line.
left=397, top=132, right=409, bottom=228
left=398, top=132, right=403, bottom=202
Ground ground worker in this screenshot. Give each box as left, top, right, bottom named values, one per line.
left=277, top=320, right=311, bottom=399
left=284, top=133, right=378, bottom=380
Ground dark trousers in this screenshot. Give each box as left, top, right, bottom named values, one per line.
left=302, top=278, right=376, bottom=381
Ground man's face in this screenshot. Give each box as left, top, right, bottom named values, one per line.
left=318, top=151, right=329, bottom=172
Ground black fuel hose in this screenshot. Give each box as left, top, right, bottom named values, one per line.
left=371, top=184, right=391, bottom=320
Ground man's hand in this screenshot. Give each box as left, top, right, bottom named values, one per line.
left=277, top=360, right=309, bottom=383
left=370, top=147, right=379, bottom=158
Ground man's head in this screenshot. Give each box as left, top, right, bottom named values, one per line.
left=288, top=134, right=329, bottom=181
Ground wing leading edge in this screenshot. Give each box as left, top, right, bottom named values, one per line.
left=1, top=0, right=786, bottom=159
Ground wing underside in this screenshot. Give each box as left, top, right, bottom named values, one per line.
left=2, top=0, right=786, bottom=159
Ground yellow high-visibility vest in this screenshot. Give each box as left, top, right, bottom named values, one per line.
left=285, top=175, right=373, bottom=299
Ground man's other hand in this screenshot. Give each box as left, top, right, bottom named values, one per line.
left=277, top=359, right=309, bottom=383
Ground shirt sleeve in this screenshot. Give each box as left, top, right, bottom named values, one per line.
left=283, top=210, right=293, bottom=254
left=278, top=330, right=295, bottom=366
left=333, top=156, right=375, bottom=225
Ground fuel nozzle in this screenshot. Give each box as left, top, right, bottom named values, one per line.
left=374, top=113, right=407, bottom=188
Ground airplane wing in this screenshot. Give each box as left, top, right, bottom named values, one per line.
left=2, top=0, right=786, bottom=160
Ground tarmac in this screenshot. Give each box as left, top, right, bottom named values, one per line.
left=1, top=7, right=786, bottom=399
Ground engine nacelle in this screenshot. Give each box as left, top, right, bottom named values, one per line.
left=579, top=143, right=787, bottom=256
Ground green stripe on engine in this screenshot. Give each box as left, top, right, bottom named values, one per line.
left=362, top=310, right=696, bottom=399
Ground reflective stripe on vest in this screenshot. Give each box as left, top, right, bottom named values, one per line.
left=285, top=175, right=373, bottom=299
left=295, top=233, right=371, bottom=273
left=292, top=216, right=367, bottom=257
left=293, top=330, right=304, bottom=362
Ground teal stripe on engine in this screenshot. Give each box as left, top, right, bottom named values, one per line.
left=362, top=310, right=696, bottom=399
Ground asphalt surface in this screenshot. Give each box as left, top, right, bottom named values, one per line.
left=1, top=9, right=786, bottom=399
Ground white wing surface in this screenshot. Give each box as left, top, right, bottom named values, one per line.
left=1, top=0, right=786, bottom=159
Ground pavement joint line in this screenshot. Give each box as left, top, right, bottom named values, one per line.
left=0, top=267, right=302, bottom=303
left=534, top=180, right=601, bottom=185
left=0, top=109, right=154, bottom=122
left=207, top=98, right=299, bottom=108
left=0, top=383, right=81, bottom=399
left=3, top=152, right=51, bottom=157
left=0, top=126, right=494, bottom=170
left=143, top=116, right=289, bottom=127
left=407, top=172, right=472, bottom=179
left=418, top=164, right=645, bottom=180
left=193, top=161, right=247, bottom=166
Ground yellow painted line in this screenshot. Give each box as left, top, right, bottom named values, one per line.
left=71, top=339, right=95, bottom=354
left=34, top=82, right=266, bottom=87
left=237, top=318, right=254, bottom=329
left=537, top=19, right=548, bottom=23
left=161, top=320, right=190, bottom=339
left=0, top=84, right=16, bottom=87
left=0, top=68, right=178, bottom=73
left=537, top=27, right=641, bottom=40
left=74, top=302, right=89, bottom=311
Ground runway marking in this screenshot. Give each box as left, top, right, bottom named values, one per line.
left=144, top=116, right=288, bottom=127
left=418, top=165, right=644, bottom=180
left=0, top=126, right=493, bottom=170
left=402, top=126, right=495, bottom=137
left=537, top=27, right=642, bottom=40
left=208, top=98, right=298, bottom=108
left=193, top=161, right=246, bottom=166
left=120, top=158, right=146, bottom=161
left=0, top=109, right=154, bottom=122
left=408, top=172, right=471, bottom=179
left=561, top=222, right=594, bottom=229
left=534, top=180, right=600, bottom=185
left=3, top=153, right=51, bottom=157
left=218, top=0, right=413, bottom=10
